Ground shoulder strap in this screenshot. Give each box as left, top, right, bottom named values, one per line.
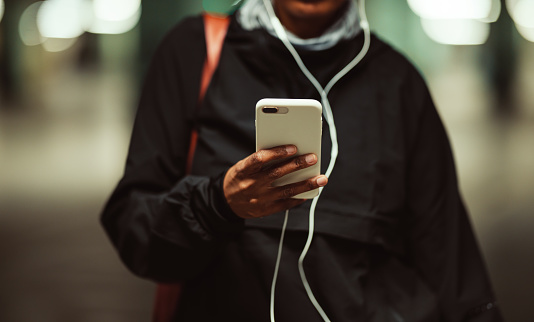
left=199, top=14, right=231, bottom=100
left=152, top=13, right=230, bottom=322
left=186, top=13, right=230, bottom=175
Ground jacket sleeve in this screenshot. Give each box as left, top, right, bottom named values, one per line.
left=100, top=18, right=243, bottom=283
left=404, top=82, right=503, bottom=321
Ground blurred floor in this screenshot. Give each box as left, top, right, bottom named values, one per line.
left=428, top=46, right=534, bottom=322
left=0, top=67, right=154, bottom=321
left=1, top=38, right=534, bottom=322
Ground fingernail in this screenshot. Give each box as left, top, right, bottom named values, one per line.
left=286, top=145, right=297, bottom=154
left=305, top=154, right=316, bottom=164
left=317, top=176, right=327, bottom=187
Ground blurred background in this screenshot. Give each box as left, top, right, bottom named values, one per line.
left=0, top=0, right=533, bottom=321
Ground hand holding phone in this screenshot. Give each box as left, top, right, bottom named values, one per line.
left=221, top=98, right=326, bottom=219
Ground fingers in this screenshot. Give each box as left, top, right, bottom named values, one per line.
left=224, top=145, right=327, bottom=219
left=265, top=153, right=317, bottom=181
left=248, top=175, right=327, bottom=217
left=258, top=176, right=328, bottom=216
left=240, top=145, right=297, bottom=175
left=273, top=175, right=328, bottom=200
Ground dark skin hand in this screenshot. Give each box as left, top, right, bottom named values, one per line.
left=223, top=145, right=328, bottom=219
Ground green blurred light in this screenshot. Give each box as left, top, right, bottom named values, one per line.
left=202, top=0, right=242, bottom=15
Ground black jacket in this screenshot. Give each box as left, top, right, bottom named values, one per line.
left=101, top=14, right=503, bottom=322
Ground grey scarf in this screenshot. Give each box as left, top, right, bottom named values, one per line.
left=236, top=0, right=362, bottom=51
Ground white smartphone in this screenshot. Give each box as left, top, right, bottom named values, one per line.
left=255, top=98, right=322, bottom=199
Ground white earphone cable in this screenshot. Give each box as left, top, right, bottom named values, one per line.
left=270, top=209, right=289, bottom=322
left=265, top=1, right=370, bottom=321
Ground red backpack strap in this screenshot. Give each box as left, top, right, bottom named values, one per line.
left=199, top=13, right=231, bottom=101
left=186, top=13, right=231, bottom=175
left=152, top=13, right=230, bottom=322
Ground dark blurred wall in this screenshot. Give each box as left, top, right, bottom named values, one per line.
left=481, top=0, right=518, bottom=116
left=138, top=0, right=202, bottom=78
left=0, top=0, right=32, bottom=105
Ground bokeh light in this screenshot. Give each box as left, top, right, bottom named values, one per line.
left=510, top=0, right=534, bottom=28
left=17, top=0, right=142, bottom=52
left=421, top=18, right=490, bottom=45
left=93, top=0, right=140, bottom=22
left=515, top=24, right=534, bottom=42
left=506, top=0, right=534, bottom=42
left=480, top=0, right=502, bottom=23
left=408, top=0, right=492, bottom=20
left=41, top=37, right=78, bottom=52
left=19, top=2, right=44, bottom=46
left=86, top=1, right=141, bottom=35
left=36, top=0, right=85, bottom=39
left=408, top=0, right=499, bottom=45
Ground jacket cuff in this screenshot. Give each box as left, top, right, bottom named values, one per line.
left=210, top=171, right=242, bottom=223
left=152, top=173, right=243, bottom=247
left=193, top=171, right=244, bottom=236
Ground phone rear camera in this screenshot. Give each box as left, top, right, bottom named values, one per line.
left=262, top=107, right=278, bottom=114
